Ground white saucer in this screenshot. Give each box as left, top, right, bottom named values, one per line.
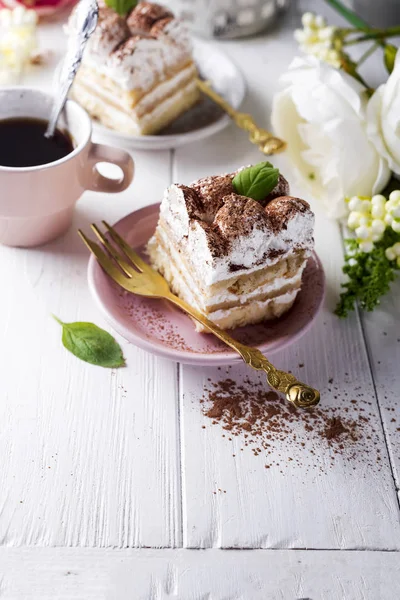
left=91, top=37, right=246, bottom=150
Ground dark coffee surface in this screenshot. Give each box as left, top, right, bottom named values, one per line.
left=0, top=118, right=74, bottom=168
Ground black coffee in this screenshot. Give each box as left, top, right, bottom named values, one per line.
left=0, top=117, right=74, bottom=168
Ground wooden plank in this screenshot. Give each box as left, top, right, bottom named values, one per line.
left=173, top=35, right=400, bottom=548
left=360, top=280, right=400, bottom=489
left=0, top=17, right=182, bottom=548
left=0, top=143, right=181, bottom=547
left=1, top=547, right=399, bottom=599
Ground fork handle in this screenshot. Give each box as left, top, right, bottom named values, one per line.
left=167, top=293, right=320, bottom=408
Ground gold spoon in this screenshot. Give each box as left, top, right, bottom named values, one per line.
left=196, top=78, right=286, bottom=156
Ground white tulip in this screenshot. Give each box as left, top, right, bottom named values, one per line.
left=367, top=50, right=400, bottom=176
left=271, top=56, right=390, bottom=220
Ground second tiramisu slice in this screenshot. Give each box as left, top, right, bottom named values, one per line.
left=69, top=1, right=200, bottom=135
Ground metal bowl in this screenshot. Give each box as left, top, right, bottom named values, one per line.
left=167, top=0, right=290, bottom=39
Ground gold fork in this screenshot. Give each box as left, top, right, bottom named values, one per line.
left=78, top=222, right=320, bottom=409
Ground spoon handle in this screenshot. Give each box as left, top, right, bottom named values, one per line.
left=45, top=78, right=74, bottom=139
left=196, top=78, right=286, bottom=155
left=45, top=0, right=98, bottom=138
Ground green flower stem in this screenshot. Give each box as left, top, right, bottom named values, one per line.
left=356, top=42, right=380, bottom=66
left=324, top=0, right=370, bottom=29
left=345, top=28, right=400, bottom=45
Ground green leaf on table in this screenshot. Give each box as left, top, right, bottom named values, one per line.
left=53, top=316, right=125, bottom=368
left=105, top=0, right=137, bottom=16
left=384, top=44, right=398, bottom=74
left=232, top=162, right=279, bottom=202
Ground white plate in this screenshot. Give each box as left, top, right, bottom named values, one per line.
left=91, top=37, right=246, bottom=150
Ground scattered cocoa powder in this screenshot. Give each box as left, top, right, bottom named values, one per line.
left=200, top=376, right=385, bottom=473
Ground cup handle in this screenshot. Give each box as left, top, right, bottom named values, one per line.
left=85, top=142, right=134, bottom=193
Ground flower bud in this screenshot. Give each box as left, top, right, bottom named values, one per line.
left=389, top=190, right=400, bottom=204
left=347, top=212, right=360, bottom=229
left=371, top=194, right=386, bottom=207
left=386, top=247, right=396, bottom=261
left=359, top=240, right=374, bottom=253
left=370, top=219, right=385, bottom=235
left=355, top=225, right=370, bottom=239
left=348, top=196, right=363, bottom=212
left=392, top=220, right=400, bottom=233
left=393, top=242, right=400, bottom=257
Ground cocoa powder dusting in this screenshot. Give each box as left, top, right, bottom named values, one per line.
left=201, top=376, right=383, bottom=474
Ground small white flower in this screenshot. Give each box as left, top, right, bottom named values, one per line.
left=294, top=29, right=308, bottom=44
left=393, top=242, right=400, bottom=256
left=358, top=215, right=370, bottom=226
left=386, top=247, right=396, bottom=261
left=370, top=219, right=386, bottom=235
left=359, top=241, right=374, bottom=253
left=0, top=6, right=38, bottom=82
left=314, top=15, right=326, bottom=28
left=371, top=194, right=386, bottom=207
left=392, top=220, right=400, bottom=233
left=389, top=190, right=400, bottom=203
left=371, top=204, right=385, bottom=219
left=319, top=26, right=336, bottom=41
left=385, top=213, right=394, bottom=225
left=391, top=205, right=400, bottom=218
left=301, top=12, right=315, bottom=27
left=348, top=196, right=363, bottom=212
left=359, top=200, right=372, bottom=213
left=347, top=212, right=360, bottom=229
left=355, top=225, right=370, bottom=239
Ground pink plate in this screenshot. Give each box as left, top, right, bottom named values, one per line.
left=87, top=204, right=325, bottom=365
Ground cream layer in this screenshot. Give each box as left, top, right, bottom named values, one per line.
left=148, top=236, right=305, bottom=316
left=71, top=79, right=199, bottom=135
left=153, top=224, right=307, bottom=309
left=157, top=216, right=312, bottom=287
left=74, top=63, right=197, bottom=114
left=149, top=240, right=299, bottom=331
left=203, top=291, right=298, bottom=332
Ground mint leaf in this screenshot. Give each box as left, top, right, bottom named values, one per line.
left=384, top=44, right=398, bottom=74
left=53, top=316, right=125, bottom=368
left=232, top=162, right=279, bottom=202
left=105, top=0, right=137, bottom=16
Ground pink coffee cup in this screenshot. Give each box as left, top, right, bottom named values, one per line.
left=0, top=87, right=134, bottom=247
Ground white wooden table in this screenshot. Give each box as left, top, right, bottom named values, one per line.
left=1, top=1, right=400, bottom=598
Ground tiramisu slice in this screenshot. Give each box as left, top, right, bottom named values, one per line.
left=148, top=164, right=315, bottom=331
left=69, top=1, right=200, bottom=135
